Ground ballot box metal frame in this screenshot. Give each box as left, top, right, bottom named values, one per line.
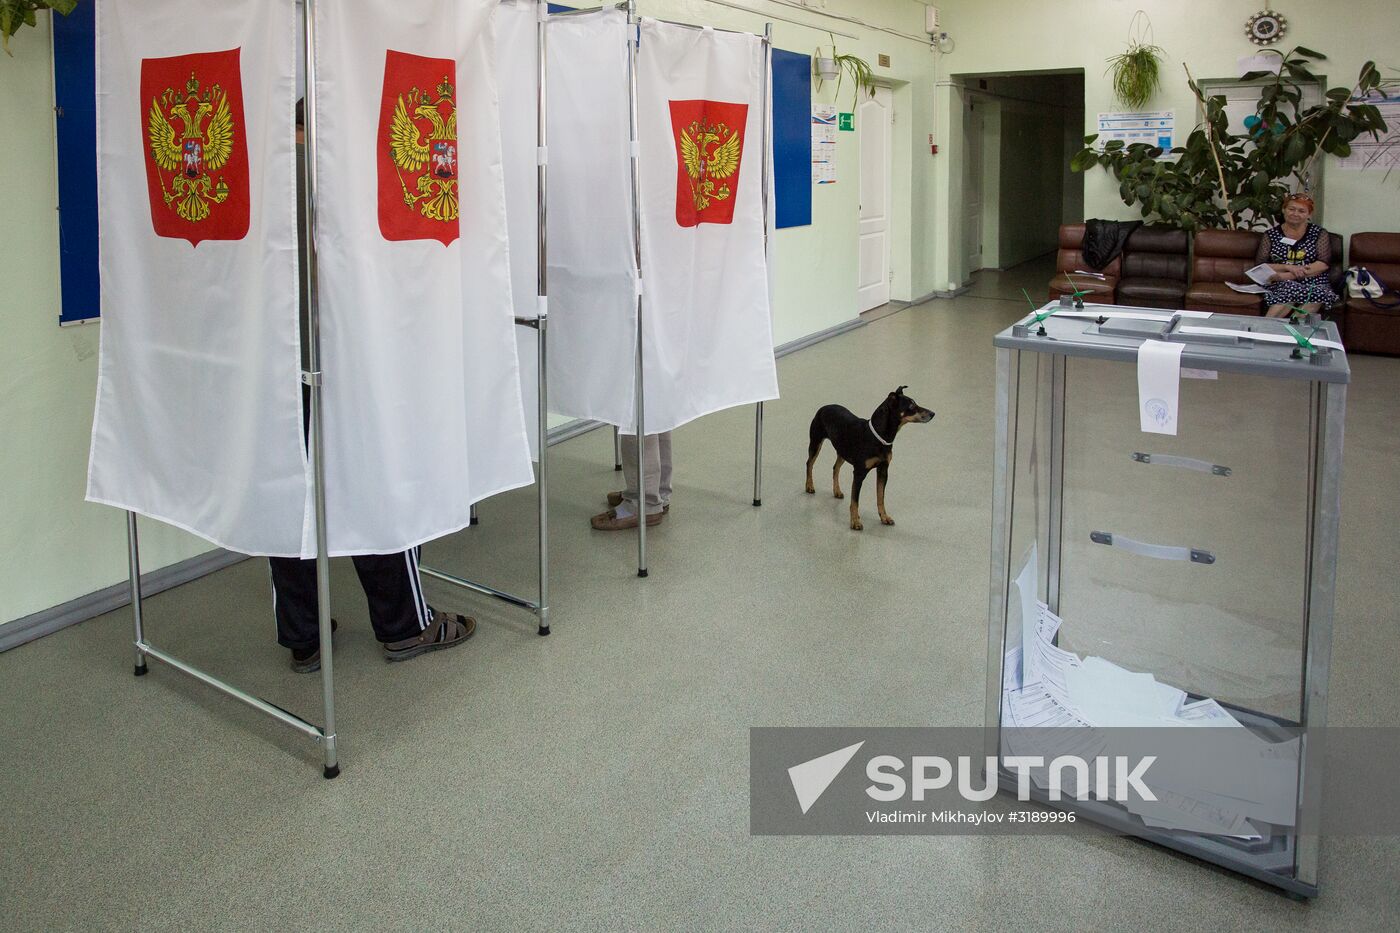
left=984, top=305, right=1348, bottom=897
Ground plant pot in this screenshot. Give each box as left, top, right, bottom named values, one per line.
left=814, top=57, right=839, bottom=81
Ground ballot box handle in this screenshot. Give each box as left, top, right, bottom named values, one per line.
left=1090, top=531, right=1216, bottom=565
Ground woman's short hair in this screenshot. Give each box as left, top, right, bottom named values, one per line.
left=1282, top=192, right=1315, bottom=211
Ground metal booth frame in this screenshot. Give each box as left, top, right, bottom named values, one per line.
left=126, top=0, right=556, bottom=778
left=623, top=1, right=773, bottom=578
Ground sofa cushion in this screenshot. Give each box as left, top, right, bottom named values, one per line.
left=1049, top=224, right=1121, bottom=300
left=1123, top=250, right=1188, bottom=282
left=1191, top=229, right=1264, bottom=285
left=1184, top=282, right=1264, bottom=315
left=1343, top=305, right=1400, bottom=356
left=1049, top=274, right=1116, bottom=301
left=1117, top=277, right=1189, bottom=308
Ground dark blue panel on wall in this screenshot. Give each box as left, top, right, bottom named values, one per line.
left=771, top=48, right=811, bottom=230
left=53, top=3, right=100, bottom=324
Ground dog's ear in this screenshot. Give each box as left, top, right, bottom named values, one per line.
left=895, top=385, right=908, bottom=397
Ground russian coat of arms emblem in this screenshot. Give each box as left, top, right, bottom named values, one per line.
left=377, top=50, right=460, bottom=245
left=141, top=49, right=250, bottom=244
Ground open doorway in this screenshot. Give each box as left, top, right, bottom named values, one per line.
left=958, top=71, right=1084, bottom=274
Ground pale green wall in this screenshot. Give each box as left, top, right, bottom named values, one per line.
left=1, top=16, right=214, bottom=626
left=934, top=0, right=1400, bottom=288
left=1, top=2, right=944, bottom=629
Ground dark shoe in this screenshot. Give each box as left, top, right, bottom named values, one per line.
left=289, top=618, right=339, bottom=674
left=606, top=492, right=670, bottom=513
left=590, top=508, right=664, bottom=530
left=383, top=610, right=476, bottom=662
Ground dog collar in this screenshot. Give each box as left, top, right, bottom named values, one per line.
left=868, top=420, right=892, bottom=446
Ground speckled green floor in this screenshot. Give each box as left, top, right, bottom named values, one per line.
left=3, top=258, right=1398, bottom=930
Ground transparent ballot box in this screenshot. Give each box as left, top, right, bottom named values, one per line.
left=984, top=305, right=1347, bottom=897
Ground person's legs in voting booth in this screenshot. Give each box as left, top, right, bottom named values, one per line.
left=269, top=549, right=473, bottom=670
left=593, top=432, right=672, bottom=530
left=620, top=431, right=670, bottom=515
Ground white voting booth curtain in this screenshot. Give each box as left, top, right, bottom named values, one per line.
left=634, top=18, right=778, bottom=434
left=495, top=0, right=541, bottom=459
left=88, top=0, right=309, bottom=557
left=312, top=0, right=534, bottom=555
left=541, top=8, right=639, bottom=429
left=90, top=0, right=533, bottom=558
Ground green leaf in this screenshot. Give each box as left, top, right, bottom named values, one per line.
left=49, top=0, right=80, bottom=15
left=1293, top=46, right=1327, bottom=61
left=1069, top=150, right=1097, bottom=173
left=1104, top=139, right=1125, bottom=151
left=1082, top=133, right=1100, bottom=145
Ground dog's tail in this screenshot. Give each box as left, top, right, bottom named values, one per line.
left=807, top=412, right=827, bottom=461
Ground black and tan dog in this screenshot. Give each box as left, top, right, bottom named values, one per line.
left=805, top=386, right=935, bottom=530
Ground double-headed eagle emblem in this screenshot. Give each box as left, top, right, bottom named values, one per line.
left=678, top=118, right=742, bottom=214
left=388, top=76, right=459, bottom=223
left=146, top=72, right=235, bottom=223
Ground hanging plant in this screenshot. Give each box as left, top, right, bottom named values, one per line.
left=814, top=33, right=876, bottom=112
left=1106, top=11, right=1164, bottom=109
left=1, top=0, right=78, bottom=57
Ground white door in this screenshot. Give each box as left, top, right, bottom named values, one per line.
left=963, top=98, right=984, bottom=271
left=857, top=86, right=893, bottom=312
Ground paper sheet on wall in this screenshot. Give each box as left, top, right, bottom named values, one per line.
left=1137, top=340, right=1185, bottom=435
left=812, top=104, right=836, bottom=184
left=1337, top=92, right=1400, bottom=171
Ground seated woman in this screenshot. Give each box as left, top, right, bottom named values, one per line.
left=1256, top=192, right=1339, bottom=318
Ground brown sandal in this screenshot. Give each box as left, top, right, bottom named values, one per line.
left=383, top=610, right=476, bottom=662
left=606, top=492, right=669, bottom=513
left=590, top=508, right=663, bottom=530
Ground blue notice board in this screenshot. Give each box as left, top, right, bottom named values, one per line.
left=53, top=2, right=100, bottom=324
left=771, top=48, right=812, bottom=229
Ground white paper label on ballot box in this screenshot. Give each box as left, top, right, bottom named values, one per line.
left=1137, top=340, right=1185, bottom=435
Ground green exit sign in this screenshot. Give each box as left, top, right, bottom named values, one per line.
left=838, top=112, right=855, bottom=131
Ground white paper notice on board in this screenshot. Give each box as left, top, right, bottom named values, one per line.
left=812, top=103, right=837, bottom=184
left=1338, top=92, right=1400, bottom=171
left=1138, top=340, right=1185, bottom=435
left=1097, top=110, right=1174, bottom=151
left=1238, top=53, right=1282, bottom=77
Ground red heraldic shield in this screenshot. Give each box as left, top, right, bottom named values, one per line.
left=377, top=50, right=461, bottom=245
left=669, top=99, right=749, bottom=228
left=140, top=49, right=251, bottom=245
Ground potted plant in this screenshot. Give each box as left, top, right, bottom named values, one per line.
left=814, top=34, right=875, bottom=111
left=1072, top=47, right=1394, bottom=231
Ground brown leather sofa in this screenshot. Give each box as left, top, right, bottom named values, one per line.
left=1048, top=224, right=1119, bottom=302
left=1183, top=229, right=1265, bottom=315
left=1340, top=232, right=1400, bottom=355
left=1116, top=226, right=1190, bottom=309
